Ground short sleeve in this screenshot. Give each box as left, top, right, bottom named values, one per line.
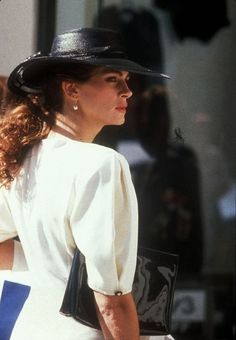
left=0, top=187, right=17, bottom=242
left=70, top=152, right=138, bottom=295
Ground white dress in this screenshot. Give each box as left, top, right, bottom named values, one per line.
left=0, top=132, right=173, bottom=340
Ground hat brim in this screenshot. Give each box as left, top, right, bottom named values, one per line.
left=8, top=56, right=169, bottom=94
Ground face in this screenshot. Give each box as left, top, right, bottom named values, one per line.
left=75, top=67, right=132, bottom=128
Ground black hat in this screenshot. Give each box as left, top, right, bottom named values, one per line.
left=7, top=27, right=169, bottom=95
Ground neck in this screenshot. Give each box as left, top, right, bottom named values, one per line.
left=53, top=112, right=102, bottom=143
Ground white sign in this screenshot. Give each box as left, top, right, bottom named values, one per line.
left=172, top=289, right=207, bottom=322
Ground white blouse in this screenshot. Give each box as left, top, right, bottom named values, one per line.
left=0, top=132, right=174, bottom=340
left=0, top=132, right=138, bottom=339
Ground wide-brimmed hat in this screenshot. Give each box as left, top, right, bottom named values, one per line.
left=8, top=27, right=169, bottom=95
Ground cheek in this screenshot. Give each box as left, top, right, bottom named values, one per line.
left=78, top=86, right=117, bottom=113
left=78, top=90, right=98, bottom=111
left=80, top=88, right=106, bottom=103
left=93, top=92, right=116, bottom=110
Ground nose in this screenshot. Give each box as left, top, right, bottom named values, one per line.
left=120, top=81, right=133, bottom=99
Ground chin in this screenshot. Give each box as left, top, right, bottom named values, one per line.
left=117, top=120, right=125, bottom=126
left=116, top=117, right=126, bottom=125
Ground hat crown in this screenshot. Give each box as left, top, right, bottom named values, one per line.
left=50, top=27, right=125, bottom=57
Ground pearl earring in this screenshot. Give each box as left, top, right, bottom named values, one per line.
left=73, top=102, right=78, bottom=111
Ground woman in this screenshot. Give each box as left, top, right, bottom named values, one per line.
left=0, top=28, right=170, bottom=339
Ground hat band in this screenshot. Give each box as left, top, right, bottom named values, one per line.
left=50, top=45, right=127, bottom=60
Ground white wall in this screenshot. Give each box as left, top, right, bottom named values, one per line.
left=0, top=0, right=37, bottom=76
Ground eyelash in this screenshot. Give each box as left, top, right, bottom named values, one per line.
left=106, top=76, right=130, bottom=83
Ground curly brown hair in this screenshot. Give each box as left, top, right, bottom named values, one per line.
left=0, top=91, right=55, bottom=188
left=0, top=64, right=99, bottom=188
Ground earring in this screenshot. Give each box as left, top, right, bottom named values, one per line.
left=73, top=102, right=78, bottom=111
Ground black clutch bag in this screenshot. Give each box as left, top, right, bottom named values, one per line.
left=60, top=247, right=178, bottom=336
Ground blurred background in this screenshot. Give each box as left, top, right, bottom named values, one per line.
left=0, top=1, right=235, bottom=339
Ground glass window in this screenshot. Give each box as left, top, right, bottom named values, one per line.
left=40, top=1, right=236, bottom=339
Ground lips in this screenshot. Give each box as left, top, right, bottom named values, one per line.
left=115, top=105, right=128, bottom=112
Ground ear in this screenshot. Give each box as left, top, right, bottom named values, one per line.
left=61, top=80, right=80, bottom=100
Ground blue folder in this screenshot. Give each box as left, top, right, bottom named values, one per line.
left=0, top=280, right=30, bottom=340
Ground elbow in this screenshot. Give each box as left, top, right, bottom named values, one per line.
left=94, top=291, right=134, bottom=317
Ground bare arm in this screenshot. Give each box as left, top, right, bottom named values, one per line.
left=0, top=239, right=14, bottom=269
left=94, top=291, right=139, bottom=340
